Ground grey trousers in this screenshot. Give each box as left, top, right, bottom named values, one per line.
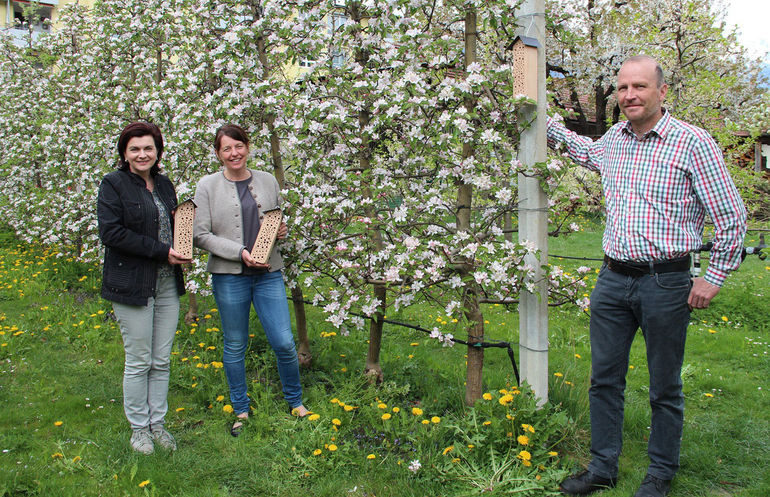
left=113, top=275, right=179, bottom=431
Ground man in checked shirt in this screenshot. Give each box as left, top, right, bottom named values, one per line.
left=549, top=56, right=747, bottom=497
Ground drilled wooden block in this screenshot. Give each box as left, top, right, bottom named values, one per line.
left=173, top=199, right=196, bottom=260
left=512, top=36, right=539, bottom=101
left=251, top=208, right=283, bottom=264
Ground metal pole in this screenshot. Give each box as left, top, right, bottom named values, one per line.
left=516, top=0, right=548, bottom=405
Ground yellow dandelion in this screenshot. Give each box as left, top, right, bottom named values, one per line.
left=72, top=456, right=81, bottom=463
left=442, top=445, right=454, bottom=455
left=330, top=398, right=340, bottom=404
left=721, top=316, right=728, bottom=322
left=54, top=421, right=63, bottom=426
left=51, top=453, right=63, bottom=459
left=343, top=405, right=354, bottom=412
left=704, top=393, right=714, bottom=398
left=708, top=329, right=717, bottom=334
left=554, top=372, right=564, bottom=377
left=313, top=449, right=322, bottom=456
left=498, top=394, right=514, bottom=405
left=467, top=444, right=475, bottom=449
left=392, top=407, right=400, bottom=413
left=328, top=444, right=338, bottom=452
left=308, top=414, right=321, bottom=421
left=482, top=420, right=492, bottom=426
left=522, top=423, right=535, bottom=433
left=411, top=407, right=423, bottom=416
left=517, top=435, right=529, bottom=445
left=216, top=395, right=225, bottom=402
left=138, top=480, right=150, bottom=488
left=574, top=354, right=582, bottom=359
left=175, top=407, right=185, bottom=412
left=377, top=403, right=387, bottom=409
left=223, top=405, right=233, bottom=413
left=332, top=418, right=342, bottom=426
left=421, top=419, right=430, bottom=425
left=548, top=451, right=558, bottom=457
left=517, top=450, right=532, bottom=461
left=431, top=416, right=441, bottom=424
left=410, top=342, right=419, bottom=346
left=381, top=413, right=392, bottom=420
left=482, top=392, right=493, bottom=400
left=367, top=454, right=376, bottom=460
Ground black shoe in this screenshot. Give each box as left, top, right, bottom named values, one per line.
left=230, top=418, right=246, bottom=437
left=560, top=470, right=617, bottom=495
left=633, top=474, right=671, bottom=497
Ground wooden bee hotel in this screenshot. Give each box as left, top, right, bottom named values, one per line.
left=250, top=208, right=283, bottom=264
left=173, top=199, right=196, bottom=260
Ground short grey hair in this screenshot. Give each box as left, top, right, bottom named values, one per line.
left=623, top=55, right=665, bottom=87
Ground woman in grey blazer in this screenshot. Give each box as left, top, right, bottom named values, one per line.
left=193, top=124, right=308, bottom=436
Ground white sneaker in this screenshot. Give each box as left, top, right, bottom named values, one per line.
left=130, top=429, right=154, bottom=455
left=151, top=426, right=177, bottom=451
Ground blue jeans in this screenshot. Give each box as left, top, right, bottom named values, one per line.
left=211, top=271, right=303, bottom=414
left=587, top=265, right=692, bottom=481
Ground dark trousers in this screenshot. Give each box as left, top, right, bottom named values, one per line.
left=587, top=265, right=692, bottom=481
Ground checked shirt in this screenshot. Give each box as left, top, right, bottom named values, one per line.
left=547, top=110, right=747, bottom=287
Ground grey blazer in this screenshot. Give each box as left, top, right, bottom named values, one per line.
left=193, top=169, right=284, bottom=274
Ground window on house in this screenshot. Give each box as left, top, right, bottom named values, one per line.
left=12, top=2, right=53, bottom=33
left=329, top=13, right=347, bottom=68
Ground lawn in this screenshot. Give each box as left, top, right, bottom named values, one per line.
left=0, top=225, right=768, bottom=496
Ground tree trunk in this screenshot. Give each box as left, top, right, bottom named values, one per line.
left=184, top=293, right=199, bottom=325
left=461, top=9, right=484, bottom=406
left=256, top=15, right=311, bottom=366
left=365, top=283, right=386, bottom=383
left=291, top=286, right=312, bottom=367
left=352, top=1, right=385, bottom=383
left=594, top=83, right=607, bottom=136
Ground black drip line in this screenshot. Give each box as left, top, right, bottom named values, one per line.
left=293, top=239, right=765, bottom=387
left=298, top=299, right=521, bottom=385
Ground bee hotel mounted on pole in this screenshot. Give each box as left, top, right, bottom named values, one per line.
left=515, top=0, right=549, bottom=406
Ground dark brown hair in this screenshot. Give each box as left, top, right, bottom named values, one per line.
left=214, top=124, right=250, bottom=151
left=117, top=122, right=164, bottom=175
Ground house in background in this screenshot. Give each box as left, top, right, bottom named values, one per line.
left=1, top=0, right=94, bottom=47
left=734, top=130, right=770, bottom=173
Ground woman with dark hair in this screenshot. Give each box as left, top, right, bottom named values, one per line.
left=193, top=124, right=308, bottom=437
left=97, top=122, right=190, bottom=454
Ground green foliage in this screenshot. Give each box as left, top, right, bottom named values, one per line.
left=1, top=224, right=769, bottom=496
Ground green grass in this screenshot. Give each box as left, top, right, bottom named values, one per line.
left=0, top=224, right=768, bottom=496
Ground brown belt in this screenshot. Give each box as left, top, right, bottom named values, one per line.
left=604, top=255, right=691, bottom=277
